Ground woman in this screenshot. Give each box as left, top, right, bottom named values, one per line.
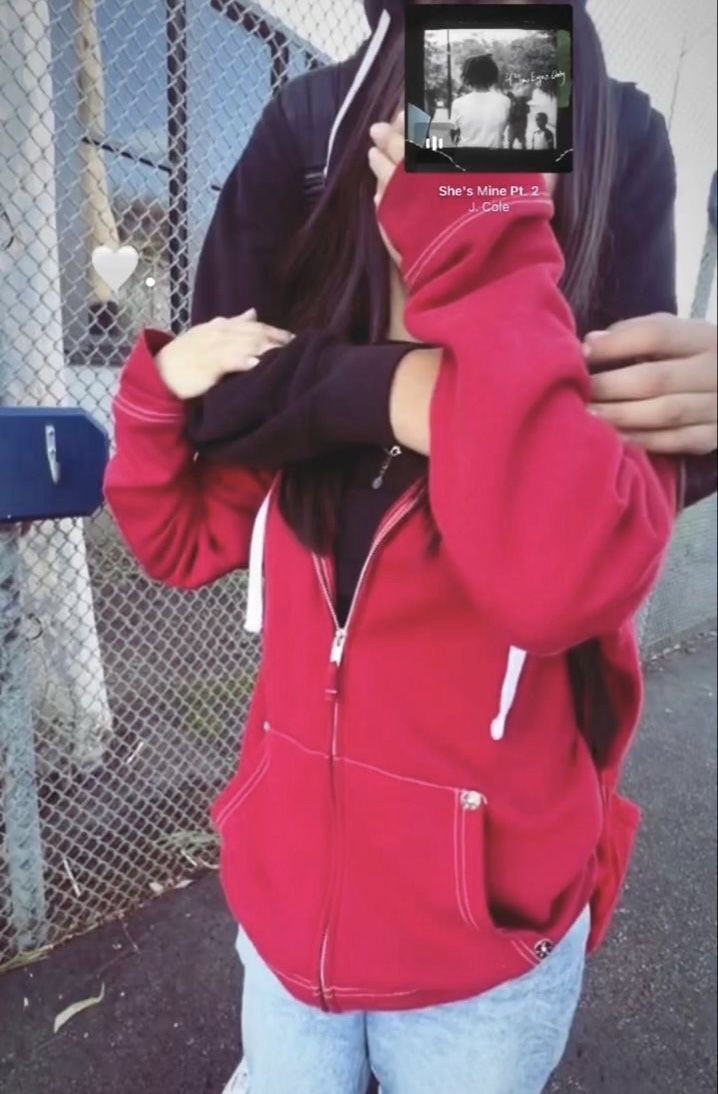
left=104, top=1, right=717, bottom=1091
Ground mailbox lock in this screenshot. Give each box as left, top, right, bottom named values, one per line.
left=44, top=424, right=61, bottom=485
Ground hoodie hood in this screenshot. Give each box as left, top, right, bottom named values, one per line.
left=324, top=3, right=398, bottom=174
left=364, top=0, right=404, bottom=30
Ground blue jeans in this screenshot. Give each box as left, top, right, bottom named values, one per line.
left=233, top=904, right=590, bottom=1094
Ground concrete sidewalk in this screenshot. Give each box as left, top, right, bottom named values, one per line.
left=1, top=635, right=716, bottom=1094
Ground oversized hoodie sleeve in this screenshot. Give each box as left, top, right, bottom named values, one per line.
left=187, top=330, right=411, bottom=467
left=103, top=330, right=273, bottom=590
left=378, top=170, right=678, bottom=655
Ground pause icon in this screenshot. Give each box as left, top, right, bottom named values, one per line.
left=424, top=135, right=444, bottom=151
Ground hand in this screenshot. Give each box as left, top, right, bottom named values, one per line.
left=389, top=346, right=442, bottom=457
left=155, top=309, right=293, bottom=400
left=387, top=262, right=421, bottom=343
left=369, top=114, right=559, bottom=204
left=368, top=115, right=558, bottom=262
left=368, top=113, right=405, bottom=204
left=584, top=314, right=717, bottom=455
left=368, top=114, right=417, bottom=339
left=368, top=113, right=405, bottom=266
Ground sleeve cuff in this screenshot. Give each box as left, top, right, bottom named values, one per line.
left=120, top=329, right=181, bottom=409
left=309, top=341, right=415, bottom=448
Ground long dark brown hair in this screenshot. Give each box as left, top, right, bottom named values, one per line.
left=278, top=0, right=618, bottom=556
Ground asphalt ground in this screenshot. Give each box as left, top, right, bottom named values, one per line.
left=1, top=634, right=715, bottom=1094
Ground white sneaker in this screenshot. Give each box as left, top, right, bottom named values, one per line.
left=220, top=1057, right=250, bottom=1094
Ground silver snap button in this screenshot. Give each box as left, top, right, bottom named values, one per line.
left=459, top=790, right=484, bottom=811
left=534, top=939, right=554, bottom=960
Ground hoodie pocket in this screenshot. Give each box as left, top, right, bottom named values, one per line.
left=453, top=786, right=495, bottom=933
left=333, top=757, right=593, bottom=996
left=210, top=731, right=270, bottom=836
left=214, top=725, right=334, bottom=983
left=335, top=759, right=497, bottom=972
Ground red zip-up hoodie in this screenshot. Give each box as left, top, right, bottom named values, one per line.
left=104, top=170, right=677, bottom=1013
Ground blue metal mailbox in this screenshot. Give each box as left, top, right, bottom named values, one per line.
left=0, top=407, right=109, bottom=521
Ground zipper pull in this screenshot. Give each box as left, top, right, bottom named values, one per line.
left=329, top=627, right=347, bottom=665
left=372, top=445, right=402, bottom=490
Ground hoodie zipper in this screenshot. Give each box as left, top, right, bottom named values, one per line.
left=312, top=482, right=423, bottom=1009
left=314, top=481, right=423, bottom=666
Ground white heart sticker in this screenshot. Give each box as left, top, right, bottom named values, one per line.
left=91, top=245, right=139, bottom=292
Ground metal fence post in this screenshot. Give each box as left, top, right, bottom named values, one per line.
left=691, top=171, right=717, bottom=320
left=166, top=0, right=190, bottom=334
left=0, top=525, right=48, bottom=952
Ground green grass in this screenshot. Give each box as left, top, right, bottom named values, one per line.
left=174, top=673, right=256, bottom=740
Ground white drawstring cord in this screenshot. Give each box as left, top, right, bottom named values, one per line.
left=490, top=647, right=528, bottom=741
left=324, top=8, right=392, bottom=178
left=244, top=489, right=273, bottom=634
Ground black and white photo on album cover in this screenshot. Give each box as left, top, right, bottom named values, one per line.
left=405, top=3, right=573, bottom=173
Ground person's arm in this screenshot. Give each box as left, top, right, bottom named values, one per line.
left=188, top=330, right=416, bottom=468
left=587, top=95, right=717, bottom=506
left=377, top=165, right=677, bottom=655
left=104, top=331, right=273, bottom=589
left=585, top=316, right=716, bottom=485
left=187, top=86, right=419, bottom=464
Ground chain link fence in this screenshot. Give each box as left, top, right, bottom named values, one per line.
left=1, top=0, right=716, bottom=967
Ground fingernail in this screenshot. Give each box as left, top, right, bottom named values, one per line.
left=246, top=356, right=260, bottom=367
left=583, top=331, right=608, bottom=357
